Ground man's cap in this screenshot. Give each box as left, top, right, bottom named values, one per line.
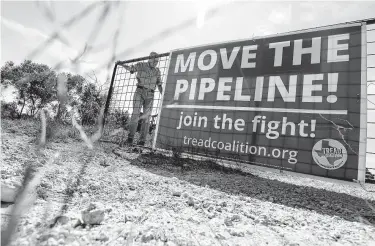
left=150, top=51, right=158, bottom=57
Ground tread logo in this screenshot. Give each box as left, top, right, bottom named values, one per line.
left=312, top=139, right=347, bottom=170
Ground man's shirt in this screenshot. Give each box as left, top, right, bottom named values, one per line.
left=130, top=62, right=161, bottom=91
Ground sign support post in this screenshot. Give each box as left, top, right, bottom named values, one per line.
left=358, top=22, right=368, bottom=183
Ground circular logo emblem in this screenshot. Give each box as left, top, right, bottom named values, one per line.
left=312, top=139, right=347, bottom=170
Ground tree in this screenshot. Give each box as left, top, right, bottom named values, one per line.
left=1, top=61, right=18, bottom=86
left=55, top=73, right=86, bottom=121
left=1, top=60, right=109, bottom=124
left=78, top=82, right=105, bottom=125
left=1, top=60, right=57, bottom=117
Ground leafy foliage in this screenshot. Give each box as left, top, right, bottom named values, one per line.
left=1, top=101, right=18, bottom=119
left=55, top=73, right=86, bottom=122
left=78, top=83, right=106, bottom=125
left=108, top=109, right=130, bottom=128
left=1, top=60, right=109, bottom=126
left=1, top=60, right=56, bottom=117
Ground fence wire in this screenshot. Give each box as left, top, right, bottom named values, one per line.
left=102, top=53, right=170, bottom=146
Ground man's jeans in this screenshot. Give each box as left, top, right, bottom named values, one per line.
left=128, top=87, right=154, bottom=143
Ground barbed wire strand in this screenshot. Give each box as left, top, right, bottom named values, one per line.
left=3, top=3, right=375, bottom=245
left=26, top=1, right=107, bottom=61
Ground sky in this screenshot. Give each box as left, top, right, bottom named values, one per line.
left=1, top=0, right=375, bottom=169
left=1, top=1, right=375, bottom=82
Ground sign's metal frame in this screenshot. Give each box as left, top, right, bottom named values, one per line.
left=358, top=22, right=368, bottom=183
left=152, top=52, right=173, bottom=149
left=105, top=18, right=374, bottom=182
left=152, top=20, right=371, bottom=182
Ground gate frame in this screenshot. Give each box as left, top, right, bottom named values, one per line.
left=103, top=52, right=170, bottom=126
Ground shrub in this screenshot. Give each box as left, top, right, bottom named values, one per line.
left=113, top=109, right=129, bottom=128
left=105, top=109, right=130, bottom=129
left=79, top=101, right=101, bottom=126
left=1, top=101, right=18, bottom=119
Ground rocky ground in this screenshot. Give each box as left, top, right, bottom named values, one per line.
left=1, top=118, right=375, bottom=246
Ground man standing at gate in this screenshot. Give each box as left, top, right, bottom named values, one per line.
left=119, top=51, right=163, bottom=146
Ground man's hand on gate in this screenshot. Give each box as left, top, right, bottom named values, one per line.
left=119, top=63, right=133, bottom=73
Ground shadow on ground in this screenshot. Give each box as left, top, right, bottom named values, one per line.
left=128, top=152, right=375, bottom=225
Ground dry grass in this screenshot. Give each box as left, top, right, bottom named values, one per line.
left=2, top=117, right=375, bottom=245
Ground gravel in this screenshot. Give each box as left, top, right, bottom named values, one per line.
left=1, top=119, right=375, bottom=246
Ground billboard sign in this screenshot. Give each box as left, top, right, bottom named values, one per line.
left=154, top=23, right=367, bottom=181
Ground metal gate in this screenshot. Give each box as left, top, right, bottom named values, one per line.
left=102, top=52, right=170, bottom=146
